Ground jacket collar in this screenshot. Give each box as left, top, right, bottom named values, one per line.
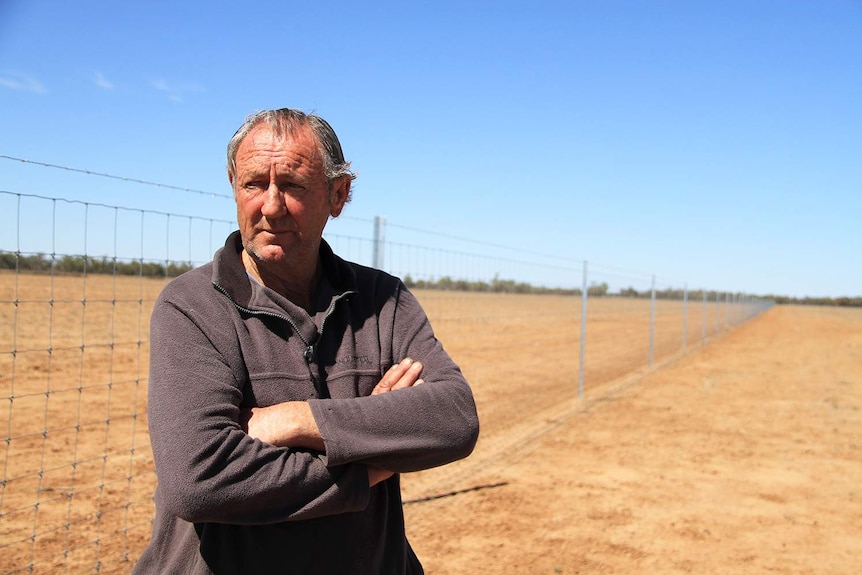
left=212, top=230, right=357, bottom=311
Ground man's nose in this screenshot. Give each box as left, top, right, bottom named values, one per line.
left=261, top=185, right=288, bottom=217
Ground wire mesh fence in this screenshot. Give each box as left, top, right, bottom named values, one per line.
left=0, top=188, right=771, bottom=574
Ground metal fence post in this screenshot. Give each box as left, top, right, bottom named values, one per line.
left=731, top=292, right=736, bottom=326
left=649, top=275, right=656, bottom=367
left=372, top=216, right=386, bottom=270
left=702, top=290, right=707, bottom=342
left=682, top=282, right=688, bottom=352
left=724, top=291, right=729, bottom=330
left=735, top=292, right=740, bottom=325
left=578, top=260, right=588, bottom=398
left=715, top=291, right=721, bottom=334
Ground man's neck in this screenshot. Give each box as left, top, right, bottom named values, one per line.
left=242, top=249, right=321, bottom=312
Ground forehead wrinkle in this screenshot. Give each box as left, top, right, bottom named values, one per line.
left=266, top=122, right=326, bottom=169
left=235, top=126, right=324, bottom=180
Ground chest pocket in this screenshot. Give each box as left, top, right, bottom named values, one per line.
left=314, top=321, right=384, bottom=399
left=238, top=318, right=319, bottom=407
left=323, top=364, right=381, bottom=398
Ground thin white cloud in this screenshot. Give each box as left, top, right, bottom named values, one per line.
left=150, top=78, right=204, bottom=102
left=94, top=71, right=114, bottom=90
left=0, top=71, right=46, bottom=94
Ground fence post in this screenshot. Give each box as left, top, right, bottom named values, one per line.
left=372, top=216, right=386, bottom=269
left=578, top=260, right=588, bottom=398
left=702, top=290, right=707, bottom=342
left=682, top=282, right=688, bottom=352
left=730, top=292, right=735, bottom=326
left=724, top=291, right=729, bottom=330
left=649, top=275, right=656, bottom=367
left=715, top=291, right=721, bottom=334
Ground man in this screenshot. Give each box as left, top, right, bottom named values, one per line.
left=134, top=109, right=479, bottom=574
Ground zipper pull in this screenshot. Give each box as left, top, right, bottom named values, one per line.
left=304, top=344, right=316, bottom=363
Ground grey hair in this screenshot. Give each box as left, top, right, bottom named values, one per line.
left=226, top=108, right=356, bottom=191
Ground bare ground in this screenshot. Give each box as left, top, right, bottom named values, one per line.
left=2, top=274, right=860, bottom=574
left=402, top=305, right=862, bottom=574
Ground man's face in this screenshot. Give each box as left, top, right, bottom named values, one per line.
left=229, top=123, right=348, bottom=267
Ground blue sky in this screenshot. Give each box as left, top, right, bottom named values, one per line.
left=1, top=0, right=860, bottom=298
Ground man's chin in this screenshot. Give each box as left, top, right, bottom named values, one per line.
left=245, top=243, right=290, bottom=264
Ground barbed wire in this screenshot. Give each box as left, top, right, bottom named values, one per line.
left=0, top=154, right=233, bottom=199
left=0, top=189, right=235, bottom=223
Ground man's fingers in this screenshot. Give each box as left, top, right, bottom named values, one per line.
left=372, top=358, right=412, bottom=395
left=372, top=358, right=423, bottom=395
left=390, top=360, right=423, bottom=391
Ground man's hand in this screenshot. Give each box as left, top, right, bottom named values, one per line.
left=241, top=401, right=325, bottom=451
left=371, top=358, right=424, bottom=395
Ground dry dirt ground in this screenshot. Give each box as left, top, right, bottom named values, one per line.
left=402, top=305, right=862, bottom=574
left=2, top=272, right=860, bottom=574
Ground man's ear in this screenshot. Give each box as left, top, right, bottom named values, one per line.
left=329, top=176, right=351, bottom=218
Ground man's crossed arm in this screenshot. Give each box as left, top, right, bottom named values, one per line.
left=241, top=358, right=425, bottom=486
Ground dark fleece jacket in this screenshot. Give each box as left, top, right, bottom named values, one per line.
left=134, top=231, right=479, bottom=575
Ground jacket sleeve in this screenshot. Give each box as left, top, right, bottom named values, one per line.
left=147, top=290, right=371, bottom=525
left=310, top=283, right=479, bottom=472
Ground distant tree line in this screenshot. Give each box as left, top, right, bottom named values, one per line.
left=404, top=275, right=861, bottom=307
left=402, top=276, right=737, bottom=301
left=3, top=252, right=859, bottom=307
left=762, top=294, right=862, bottom=307
left=0, top=251, right=193, bottom=277
left=617, top=286, right=859, bottom=307
left=618, top=286, right=738, bottom=301
left=403, top=274, right=584, bottom=296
